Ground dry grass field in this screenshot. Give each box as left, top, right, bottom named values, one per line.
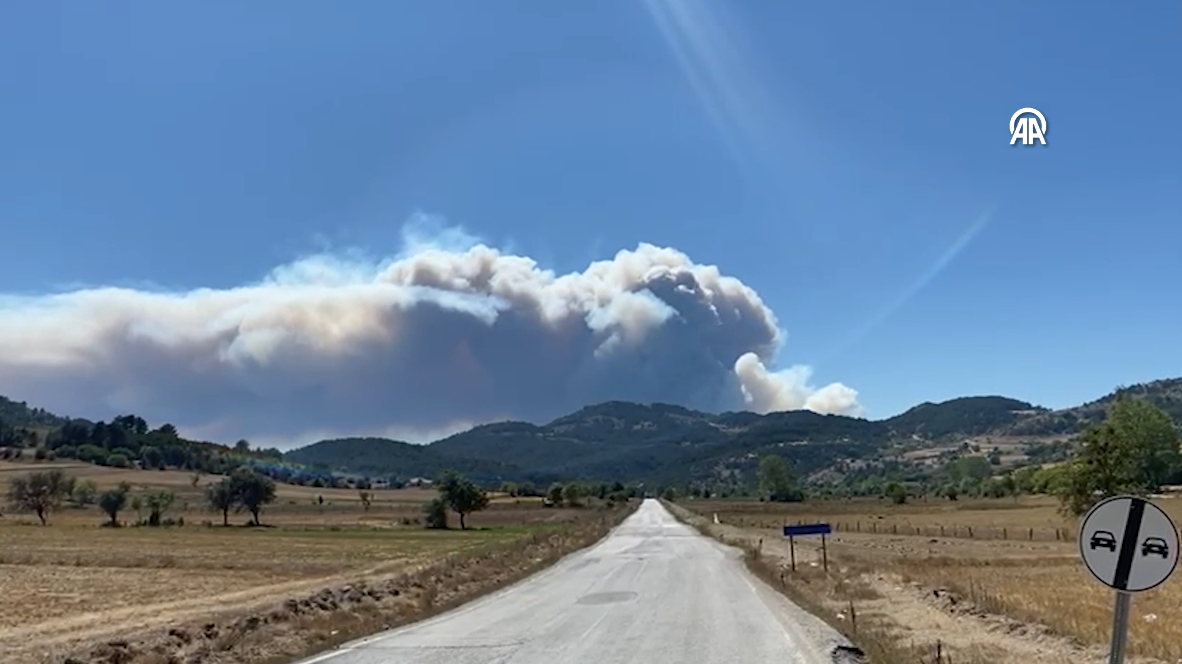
left=677, top=495, right=1182, bottom=664
left=0, top=459, right=623, bottom=664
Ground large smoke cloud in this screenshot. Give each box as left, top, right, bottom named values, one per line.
left=0, top=219, right=862, bottom=446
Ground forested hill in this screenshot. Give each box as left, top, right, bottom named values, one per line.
left=1000, top=378, right=1182, bottom=436
left=287, top=379, right=1180, bottom=485
left=883, top=396, right=1047, bottom=439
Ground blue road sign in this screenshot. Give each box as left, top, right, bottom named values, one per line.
left=784, top=523, right=831, bottom=537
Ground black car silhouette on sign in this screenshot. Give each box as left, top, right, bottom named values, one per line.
left=1090, top=530, right=1118, bottom=552
left=1141, top=537, right=1169, bottom=558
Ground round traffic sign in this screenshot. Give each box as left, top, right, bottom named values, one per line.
left=1079, top=495, right=1179, bottom=593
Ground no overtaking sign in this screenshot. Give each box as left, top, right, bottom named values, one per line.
left=1079, top=495, right=1178, bottom=593
left=1078, top=495, right=1179, bottom=664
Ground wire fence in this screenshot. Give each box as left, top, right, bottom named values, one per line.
left=725, top=515, right=1076, bottom=542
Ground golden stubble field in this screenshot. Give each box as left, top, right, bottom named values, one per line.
left=0, top=459, right=600, bottom=663
left=681, top=495, right=1182, bottom=663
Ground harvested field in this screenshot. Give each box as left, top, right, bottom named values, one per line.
left=676, top=496, right=1182, bottom=664
left=0, top=459, right=632, bottom=664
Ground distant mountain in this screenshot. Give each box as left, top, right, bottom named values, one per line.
left=884, top=396, right=1046, bottom=439
left=285, top=378, right=1182, bottom=486
left=288, top=402, right=887, bottom=486
left=430, top=402, right=726, bottom=472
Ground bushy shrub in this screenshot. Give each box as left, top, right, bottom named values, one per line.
left=106, top=453, right=131, bottom=468
left=71, top=479, right=98, bottom=507
left=76, top=444, right=106, bottom=463
left=423, top=497, right=449, bottom=529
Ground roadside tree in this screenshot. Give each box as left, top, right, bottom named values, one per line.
left=562, top=482, right=583, bottom=507
left=205, top=478, right=237, bottom=526
left=230, top=467, right=277, bottom=526
left=546, top=482, right=565, bottom=506
left=1055, top=398, right=1180, bottom=515
left=438, top=471, right=489, bottom=530
left=757, top=455, right=800, bottom=502
left=6, top=469, right=72, bottom=525
left=143, top=490, right=176, bottom=526
left=98, top=487, right=128, bottom=526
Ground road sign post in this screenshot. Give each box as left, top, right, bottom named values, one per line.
left=783, top=523, right=832, bottom=573
left=821, top=532, right=828, bottom=572
left=1078, top=495, right=1179, bottom=664
left=1108, top=591, right=1131, bottom=664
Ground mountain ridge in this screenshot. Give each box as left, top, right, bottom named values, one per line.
left=286, top=378, right=1182, bottom=485
left=4, top=378, right=1179, bottom=487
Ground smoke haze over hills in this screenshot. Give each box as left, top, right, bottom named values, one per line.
left=0, top=217, right=861, bottom=446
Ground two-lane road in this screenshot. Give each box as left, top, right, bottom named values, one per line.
left=301, top=499, right=854, bottom=664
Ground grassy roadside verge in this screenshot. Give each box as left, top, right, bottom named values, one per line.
left=674, top=499, right=1182, bottom=664
left=57, top=504, right=638, bottom=664
left=660, top=500, right=968, bottom=664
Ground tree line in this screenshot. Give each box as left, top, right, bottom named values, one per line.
left=421, top=471, right=637, bottom=530
left=497, top=479, right=643, bottom=505
left=5, top=466, right=277, bottom=526
left=5, top=463, right=641, bottom=529
left=0, top=413, right=283, bottom=474
left=2, top=413, right=449, bottom=491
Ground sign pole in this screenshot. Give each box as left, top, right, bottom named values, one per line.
left=783, top=522, right=833, bottom=574
left=1107, top=590, right=1131, bottom=664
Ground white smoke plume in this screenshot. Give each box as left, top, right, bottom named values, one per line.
left=0, top=218, right=862, bottom=446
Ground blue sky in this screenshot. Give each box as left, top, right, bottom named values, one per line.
left=1, top=1, right=1179, bottom=438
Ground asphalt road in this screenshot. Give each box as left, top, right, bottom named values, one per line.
left=300, top=499, right=857, bottom=664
